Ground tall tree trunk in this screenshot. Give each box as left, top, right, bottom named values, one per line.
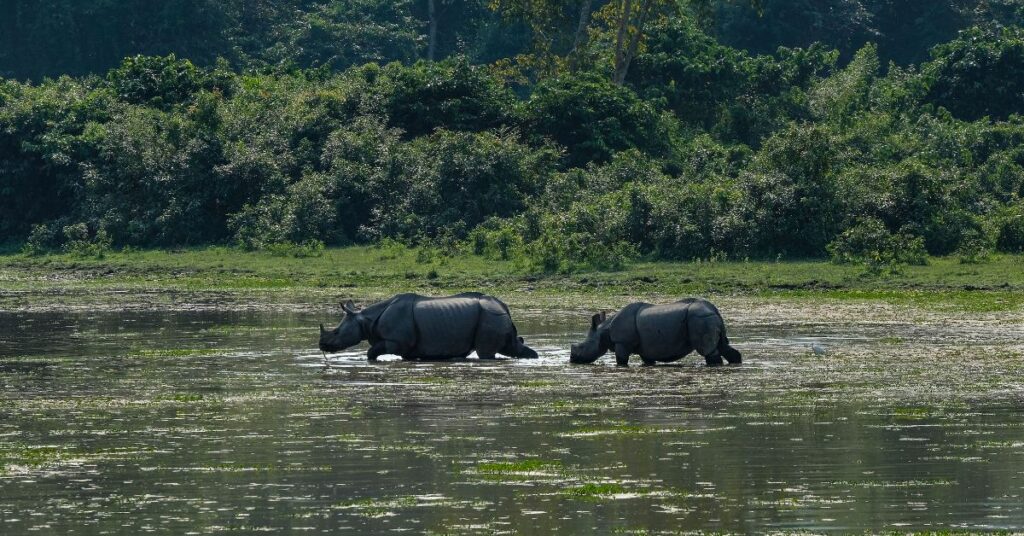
left=427, top=0, right=438, bottom=61
left=612, top=0, right=634, bottom=82
left=613, top=0, right=653, bottom=85
left=568, top=0, right=593, bottom=71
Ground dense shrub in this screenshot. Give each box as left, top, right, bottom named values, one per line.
left=366, top=58, right=519, bottom=138
left=6, top=16, right=1024, bottom=269
left=994, top=203, right=1024, bottom=253
left=108, top=55, right=205, bottom=108
left=362, top=129, right=556, bottom=241
left=922, top=26, right=1024, bottom=121
left=631, top=19, right=835, bottom=146
left=524, top=75, right=671, bottom=167
left=740, top=123, right=843, bottom=256
left=62, top=223, right=113, bottom=259
left=827, top=218, right=927, bottom=273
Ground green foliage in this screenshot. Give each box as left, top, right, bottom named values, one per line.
left=631, top=18, right=835, bottom=146
left=922, top=26, right=1024, bottom=121
left=993, top=202, right=1024, bottom=253
left=5, top=8, right=1024, bottom=271
left=469, top=218, right=527, bottom=261
left=364, top=129, right=555, bottom=242
left=264, top=240, right=326, bottom=258
left=277, top=1, right=422, bottom=70
left=366, top=58, right=520, bottom=138
left=712, top=0, right=1006, bottom=66
left=827, top=218, right=927, bottom=274
left=809, top=44, right=878, bottom=123
left=108, top=55, right=204, bottom=108
left=524, top=74, right=671, bottom=167
left=62, top=223, right=113, bottom=259
left=526, top=218, right=638, bottom=273
left=740, top=123, right=843, bottom=256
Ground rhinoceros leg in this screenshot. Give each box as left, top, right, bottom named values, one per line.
left=367, top=340, right=405, bottom=361
left=615, top=343, right=631, bottom=367
left=367, top=342, right=386, bottom=361
left=688, top=311, right=725, bottom=367
left=474, top=329, right=501, bottom=360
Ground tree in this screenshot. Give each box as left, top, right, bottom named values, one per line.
left=922, top=25, right=1024, bottom=121
left=428, top=0, right=439, bottom=60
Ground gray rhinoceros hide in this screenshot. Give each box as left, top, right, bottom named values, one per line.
left=321, top=292, right=537, bottom=361
left=573, top=298, right=741, bottom=367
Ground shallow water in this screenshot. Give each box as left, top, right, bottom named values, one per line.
left=1, top=305, right=1023, bottom=534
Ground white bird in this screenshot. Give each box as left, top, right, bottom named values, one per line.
left=810, top=342, right=827, bottom=356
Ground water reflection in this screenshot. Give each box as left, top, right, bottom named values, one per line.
left=0, top=307, right=1022, bottom=534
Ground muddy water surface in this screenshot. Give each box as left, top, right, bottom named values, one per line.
left=1, top=303, right=1024, bottom=534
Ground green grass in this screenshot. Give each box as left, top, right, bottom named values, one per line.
left=129, top=348, right=224, bottom=359
left=475, top=459, right=562, bottom=475
left=2, top=246, right=1024, bottom=310
left=561, top=482, right=628, bottom=498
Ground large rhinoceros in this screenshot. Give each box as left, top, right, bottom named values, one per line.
left=319, top=293, right=539, bottom=361
left=569, top=298, right=741, bottom=367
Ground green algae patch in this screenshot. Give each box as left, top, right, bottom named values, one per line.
left=129, top=348, right=224, bottom=359
left=475, top=459, right=562, bottom=475
left=336, top=495, right=419, bottom=518
left=561, top=482, right=628, bottom=500
left=336, top=495, right=487, bottom=519
left=470, top=459, right=567, bottom=482
left=558, top=425, right=734, bottom=438
left=0, top=443, right=153, bottom=475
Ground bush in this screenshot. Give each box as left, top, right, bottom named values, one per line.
left=363, top=129, right=555, bottom=241
left=264, top=240, right=326, bottom=258
left=368, top=58, right=519, bottom=138
left=956, top=229, right=994, bottom=264
left=827, top=218, right=927, bottom=274
left=994, top=203, right=1024, bottom=253
left=527, top=227, right=637, bottom=273
left=741, top=123, right=843, bottom=256
left=21, top=223, right=64, bottom=256
left=63, top=223, right=113, bottom=258
left=108, top=55, right=204, bottom=108
left=524, top=74, right=671, bottom=167
left=922, top=26, right=1024, bottom=121
left=523, top=205, right=639, bottom=273
left=469, top=218, right=526, bottom=261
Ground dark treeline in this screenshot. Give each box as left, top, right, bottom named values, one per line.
left=3, top=1, right=1024, bottom=270
left=4, top=1, right=1023, bottom=80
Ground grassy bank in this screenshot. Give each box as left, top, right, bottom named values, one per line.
left=2, top=246, right=1023, bottom=312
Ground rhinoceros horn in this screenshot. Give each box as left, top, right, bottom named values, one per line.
left=320, top=323, right=326, bottom=334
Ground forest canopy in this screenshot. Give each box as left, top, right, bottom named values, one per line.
left=3, top=0, right=1024, bottom=269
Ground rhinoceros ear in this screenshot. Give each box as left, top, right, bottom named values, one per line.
left=341, top=300, right=357, bottom=315
left=591, top=313, right=602, bottom=330
left=600, top=311, right=607, bottom=322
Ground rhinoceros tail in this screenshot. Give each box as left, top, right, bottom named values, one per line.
left=718, top=329, right=742, bottom=364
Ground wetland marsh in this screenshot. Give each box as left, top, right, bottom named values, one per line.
left=2, top=251, right=1024, bottom=534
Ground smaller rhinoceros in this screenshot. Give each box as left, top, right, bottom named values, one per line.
left=569, top=298, right=741, bottom=367
left=319, top=292, right=538, bottom=361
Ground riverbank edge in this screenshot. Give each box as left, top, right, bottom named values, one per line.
left=1, top=247, right=1023, bottom=313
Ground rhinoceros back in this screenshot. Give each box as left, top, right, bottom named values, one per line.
left=412, top=297, right=481, bottom=357
left=635, top=302, right=692, bottom=360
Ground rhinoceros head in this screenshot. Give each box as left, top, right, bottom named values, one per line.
left=570, top=312, right=610, bottom=364
left=319, top=300, right=365, bottom=353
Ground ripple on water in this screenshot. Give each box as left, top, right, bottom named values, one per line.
left=1, top=304, right=1024, bottom=533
